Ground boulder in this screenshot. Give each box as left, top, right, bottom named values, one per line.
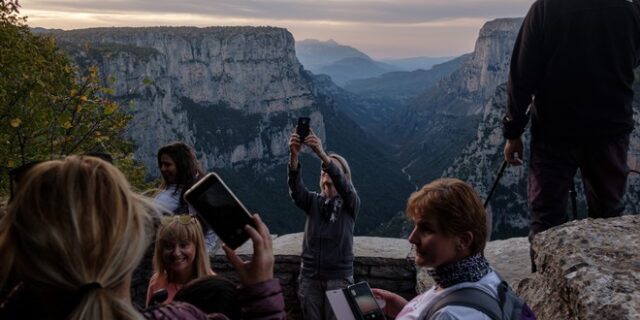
left=517, top=215, right=640, bottom=320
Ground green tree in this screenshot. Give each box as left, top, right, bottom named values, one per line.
left=0, top=0, right=149, bottom=193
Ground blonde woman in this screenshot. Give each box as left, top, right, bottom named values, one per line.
left=0, top=156, right=285, bottom=320
left=146, top=215, right=216, bottom=307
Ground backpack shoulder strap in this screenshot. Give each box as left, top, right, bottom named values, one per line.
left=422, top=287, right=502, bottom=320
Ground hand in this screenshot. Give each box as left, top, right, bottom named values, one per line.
left=504, top=138, right=524, bottom=166
left=223, top=214, right=274, bottom=285
left=304, top=130, right=329, bottom=163
left=371, top=288, right=408, bottom=318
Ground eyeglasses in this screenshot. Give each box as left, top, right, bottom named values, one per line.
left=160, top=215, right=196, bottom=226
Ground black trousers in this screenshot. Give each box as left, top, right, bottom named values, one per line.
left=527, top=134, right=629, bottom=270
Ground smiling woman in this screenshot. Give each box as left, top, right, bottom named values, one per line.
left=146, top=215, right=216, bottom=307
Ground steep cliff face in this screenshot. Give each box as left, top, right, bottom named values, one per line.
left=54, top=27, right=317, bottom=171
left=389, top=18, right=523, bottom=186
left=444, top=84, right=531, bottom=237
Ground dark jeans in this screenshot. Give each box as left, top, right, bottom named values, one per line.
left=297, top=275, right=354, bottom=320
left=527, top=135, right=629, bottom=270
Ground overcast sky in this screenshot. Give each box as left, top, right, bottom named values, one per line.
left=21, top=0, right=535, bottom=59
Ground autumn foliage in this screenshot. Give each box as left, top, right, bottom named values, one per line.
left=0, top=0, right=147, bottom=193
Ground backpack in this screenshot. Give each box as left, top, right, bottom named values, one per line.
left=422, top=280, right=536, bottom=320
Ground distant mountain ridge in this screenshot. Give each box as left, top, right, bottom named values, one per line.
left=344, top=54, right=469, bottom=103
left=380, top=56, right=455, bottom=71
left=296, top=39, right=455, bottom=86
left=296, top=39, right=399, bottom=85
left=295, top=39, right=370, bottom=70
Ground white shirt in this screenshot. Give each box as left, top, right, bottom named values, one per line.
left=397, top=270, right=501, bottom=320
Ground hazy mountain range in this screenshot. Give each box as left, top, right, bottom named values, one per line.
left=295, top=39, right=453, bottom=86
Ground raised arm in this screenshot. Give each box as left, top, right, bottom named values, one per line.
left=287, top=131, right=314, bottom=212
left=304, top=131, right=360, bottom=215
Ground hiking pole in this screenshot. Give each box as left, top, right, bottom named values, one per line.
left=484, top=160, right=508, bottom=208
left=569, top=180, right=578, bottom=220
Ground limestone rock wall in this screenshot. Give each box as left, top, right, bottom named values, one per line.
left=211, top=233, right=416, bottom=319
left=50, top=27, right=319, bottom=172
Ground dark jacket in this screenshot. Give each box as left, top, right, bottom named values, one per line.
left=504, top=0, right=640, bottom=142
left=288, top=162, right=360, bottom=279
left=144, top=279, right=286, bottom=320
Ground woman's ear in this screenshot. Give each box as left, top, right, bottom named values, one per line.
left=457, top=231, right=474, bottom=253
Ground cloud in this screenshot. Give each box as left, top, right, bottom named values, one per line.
left=24, top=0, right=532, bottom=25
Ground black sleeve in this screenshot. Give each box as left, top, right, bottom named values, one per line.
left=287, top=163, right=314, bottom=214
left=504, top=0, right=545, bottom=139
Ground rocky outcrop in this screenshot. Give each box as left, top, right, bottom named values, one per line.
left=517, top=215, right=640, bottom=320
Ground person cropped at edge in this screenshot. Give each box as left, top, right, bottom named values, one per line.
left=371, top=178, right=535, bottom=320
left=288, top=129, right=361, bottom=320
left=503, top=0, right=640, bottom=271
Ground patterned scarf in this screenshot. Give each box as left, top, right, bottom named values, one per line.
left=426, top=253, right=490, bottom=288
left=321, top=196, right=342, bottom=223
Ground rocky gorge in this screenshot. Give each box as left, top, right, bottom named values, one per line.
left=43, top=18, right=640, bottom=240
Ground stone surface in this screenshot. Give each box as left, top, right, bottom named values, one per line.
left=206, top=233, right=416, bottom=318
left=517, top=215, right=640, bottom=320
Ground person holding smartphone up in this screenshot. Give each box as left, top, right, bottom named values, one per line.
left=288, top=119, right=361, bottom=320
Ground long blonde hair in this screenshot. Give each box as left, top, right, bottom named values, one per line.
left=0, top=156, right=156, bottom=319
left=152, top=216, right=212, bottom=282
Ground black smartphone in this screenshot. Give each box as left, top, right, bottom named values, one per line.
left=297, top=117, right=310, bottom=141
left=184, top=172, right=255, bottom=250
left=348, top=282, right=385, bottom=320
